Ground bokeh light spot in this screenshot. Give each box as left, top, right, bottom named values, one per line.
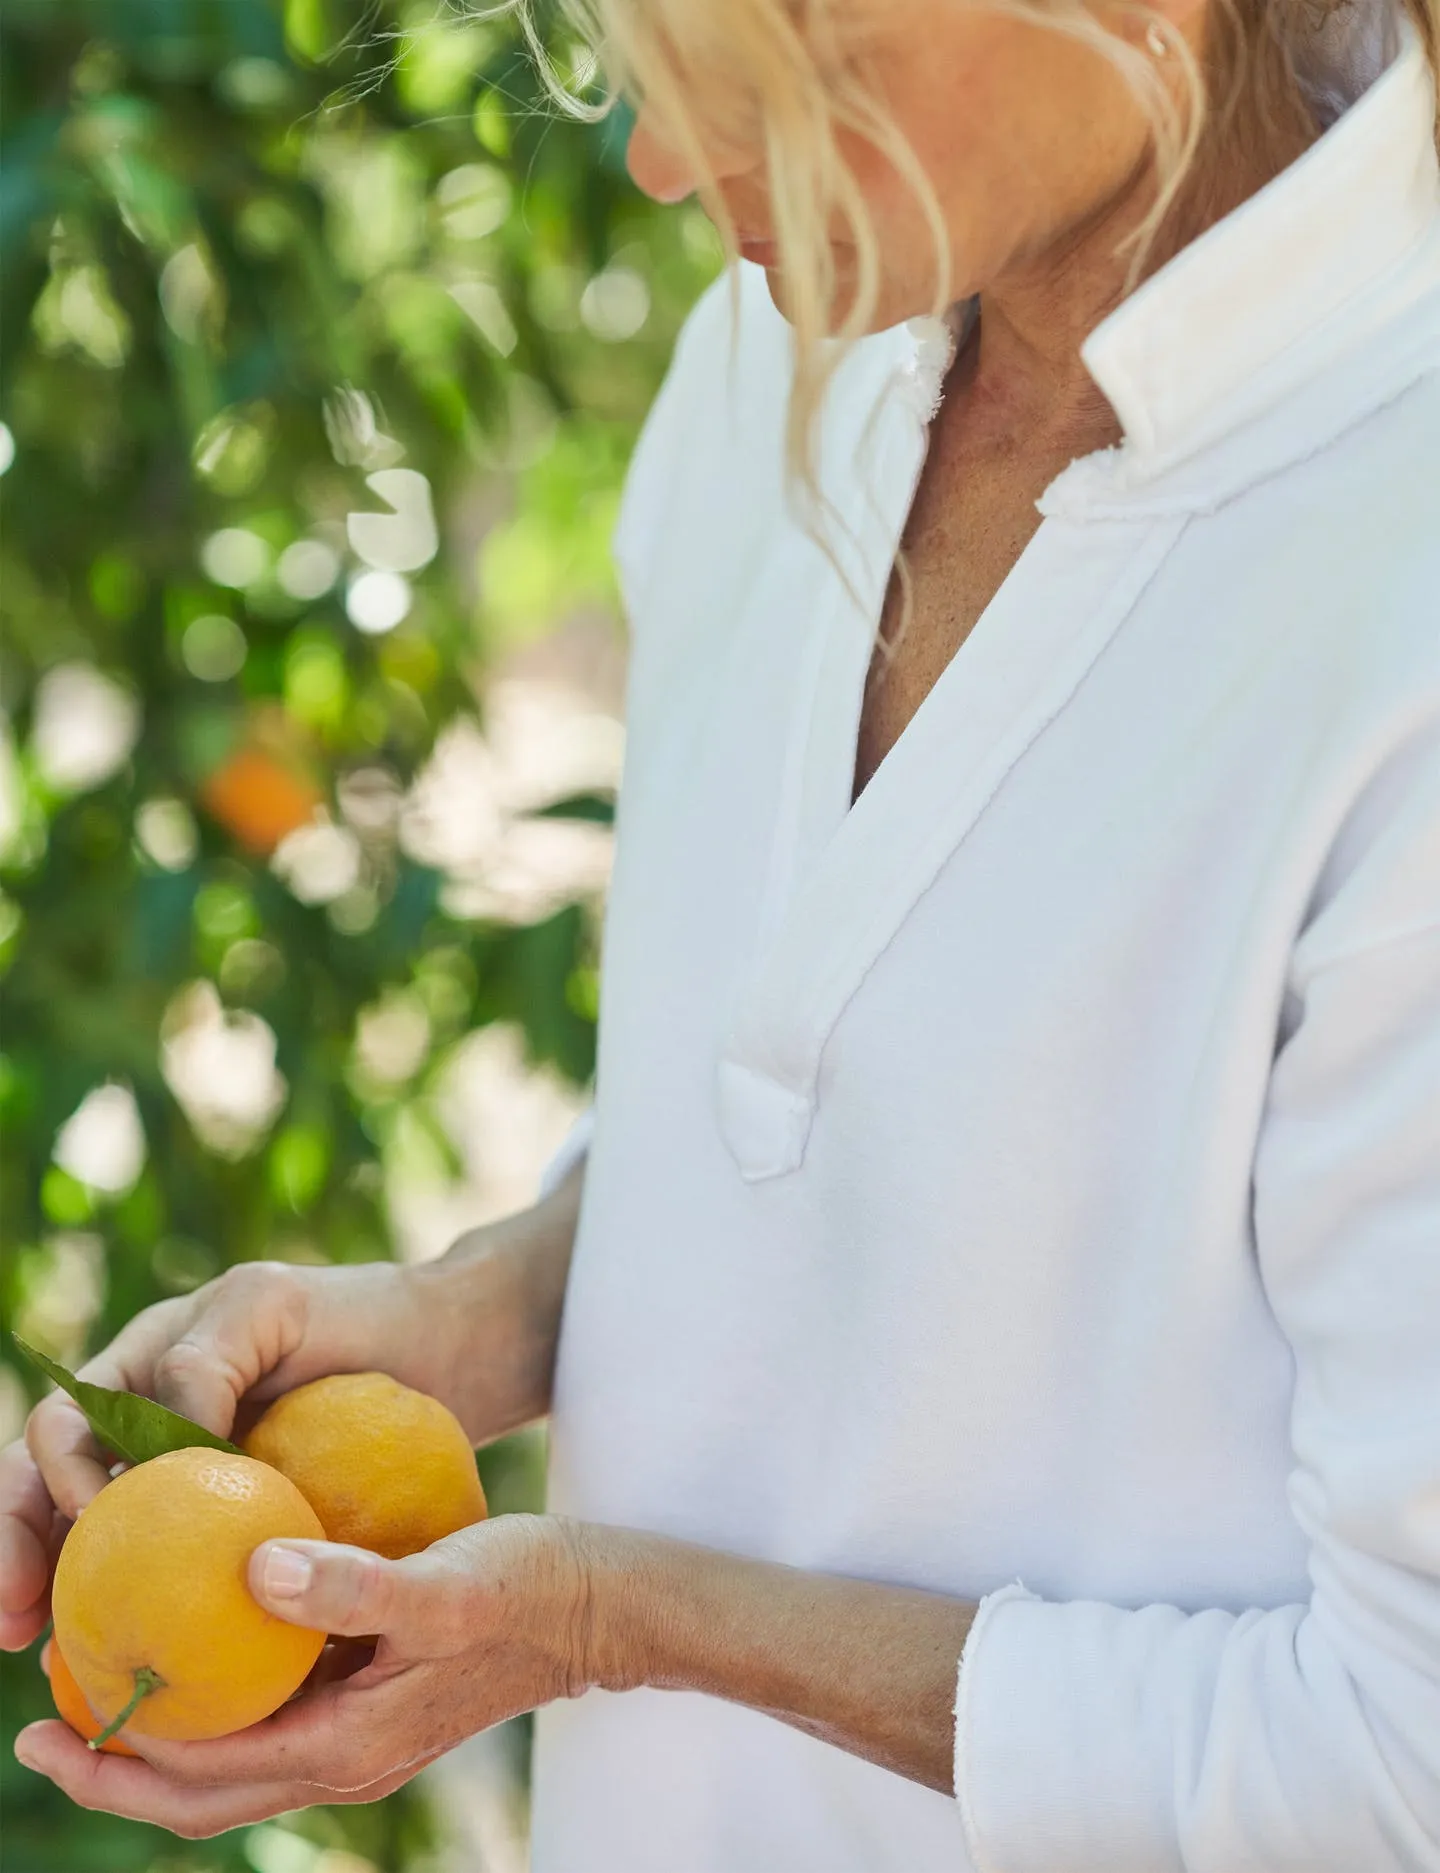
left=31, top=663, right=140, bottom=793
left=579, top=266, right=650, bottom=342
left=201, top=527, right=271, bottom=588
left=346, top=569, right=412, bottom=635
left=182, top=612, right=248, bottom=682
left=53, top=1083, right=146, bottom=1196
left=135, top=797, right=199, bottom=871
left=277, top=538, right=341, bottom=600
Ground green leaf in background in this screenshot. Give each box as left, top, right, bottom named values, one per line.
left=533, top=790, right=617, bottom=825
left=10, top=1336, right=244, bottom=1465
left=0, top=0, right=718, bottom=1861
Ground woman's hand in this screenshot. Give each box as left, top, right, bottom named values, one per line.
left=11, top=1515, right=588, bottom=1839
left=0, top=1256, right=440, bottom=1652
left=0, top=1158, right=585, bottom=1656
left=13, top=1503, right=980, bottom=1832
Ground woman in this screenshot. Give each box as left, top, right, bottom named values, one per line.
left=5, top=0, right=1439, bottom=1862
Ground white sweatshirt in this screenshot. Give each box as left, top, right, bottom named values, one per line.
left=531, top=9, right=1440, bottom=1869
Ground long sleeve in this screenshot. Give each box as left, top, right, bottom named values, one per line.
left=539, top=1108, right=595, bottom=1201
left=955, top=726, right=1440, bottom=1872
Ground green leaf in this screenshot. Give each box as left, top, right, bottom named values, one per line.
left=9, top=1338, right=243, bottom=1466
left=284, top=0, right=336, bottom=65
left=532, top=790, right=616, bottom=825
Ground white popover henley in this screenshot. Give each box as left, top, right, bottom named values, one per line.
left=531, top=8, right=1440, bottom=1867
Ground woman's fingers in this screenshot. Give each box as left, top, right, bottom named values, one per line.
left=248, top=1539, right=429, bottom=1643
left=247, top=1536, right=480, bottom=1665
left=24, top=1392, right=114, bottom=1523
left=13, top=1718, right=441, bottom=1837
left=13, top=1270, right=309, bottom=1621
left=145, top=1264, right=309, bottom=1433
left=15, top=1719, right=323, bottom=1836
left=5, top=1313, right=183, bottom=1629
left=23, top=1298, right=191, bottom=1519
left=17, top=1722, right=294, bottom=1834
left=134, top=1672, right=390, bottom=1792
left=0, top=1442, right=59, bottom=1648
left=24, top=1269, right=310, bottom=1526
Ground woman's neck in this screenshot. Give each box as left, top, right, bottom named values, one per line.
left=961, top=103, right=1320, bottom=455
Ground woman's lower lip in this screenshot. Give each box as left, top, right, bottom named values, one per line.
left=739, top=237, right=780, bottom=267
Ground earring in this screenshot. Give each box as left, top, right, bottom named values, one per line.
left=1145, top=19, right=1170, bottom=56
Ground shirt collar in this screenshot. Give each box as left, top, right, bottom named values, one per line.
left=887, top=6, right=1440, bottom=518
left=1074, top=7, right=1440, bottom=496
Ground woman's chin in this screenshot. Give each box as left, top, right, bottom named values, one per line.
left=738, top=237, right=781, bottom=269
left=746, top=255, right=938, bottom=339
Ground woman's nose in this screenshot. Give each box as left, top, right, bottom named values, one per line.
left=627, top=108, right=755, bottom=205
left=626, top=110, right=699, bottom=204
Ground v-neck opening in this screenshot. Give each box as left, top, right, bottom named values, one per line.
left=719, top=489, right=1189, bottom=1181
left=786, top=376, right=938, bottom=893
left=841, top=507, right=1057, bottom=824
left=844, top=306, right=988, bottom=815
left=712, top=298, right=1197, bottom=1182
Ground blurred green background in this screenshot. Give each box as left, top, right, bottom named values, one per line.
left=0, top=2, right=718, bottom=1867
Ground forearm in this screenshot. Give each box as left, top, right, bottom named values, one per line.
left=409, top=1157, right=585, bottom=1444
left=576, top=1524, right=976, bottom=1793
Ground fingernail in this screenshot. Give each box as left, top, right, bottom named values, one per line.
left=263, top=1546, right=313, bottom=1599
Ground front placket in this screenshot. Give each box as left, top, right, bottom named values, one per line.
left=716, top=454, right=1191, bottom=1181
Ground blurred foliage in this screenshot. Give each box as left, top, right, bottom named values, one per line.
left=0, top=1, right=718, bottom=1866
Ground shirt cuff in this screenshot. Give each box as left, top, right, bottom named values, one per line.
left=953, top=1582, right=1041, bottom=1872
left=954, top=1588, right=1259, bottom=1873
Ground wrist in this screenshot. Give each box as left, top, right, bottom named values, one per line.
left=544, top=1521, right=977, bottom=1794
left=406, top=1174, right=580, bottom=1443
left=555, top=1521, right=706, bottom=1699
left=554, top=1523, right=797, bottom=1703
left=401, top=1240, right=531, bottom=1442
left=545, top=1519, right=656, bottom=1698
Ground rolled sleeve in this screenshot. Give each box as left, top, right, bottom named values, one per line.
left=955, top=733, right=1440, bottom=1871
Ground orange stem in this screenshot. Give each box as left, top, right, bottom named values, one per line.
left=90, top=1667, right=164, bottom=1751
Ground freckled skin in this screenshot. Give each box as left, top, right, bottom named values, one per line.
left=625, top=0, right=1316, bottom=792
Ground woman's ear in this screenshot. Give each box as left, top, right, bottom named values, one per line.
left=1140, top=0, right=1211, bottom=62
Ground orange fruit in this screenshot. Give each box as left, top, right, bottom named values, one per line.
left=200, top=746, right=322, bottom=855
left=52, top=1448, right=326, bottom=1743
left=45, top=1640, right=139, bottom=1757
left=243, top=1372, right=487, bottom=1560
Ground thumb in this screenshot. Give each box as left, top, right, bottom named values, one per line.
left=249, top=1539, right=436, bottom=1644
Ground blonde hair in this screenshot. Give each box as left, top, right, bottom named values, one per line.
left=513, top=0, right=1440, bottom=496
